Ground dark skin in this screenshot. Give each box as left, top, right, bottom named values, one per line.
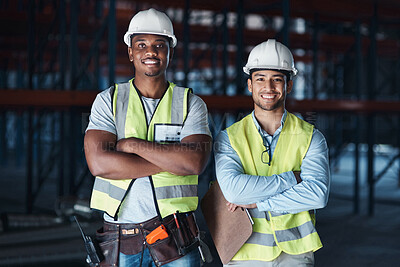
left=85, top=34, right=212, bottom=179
left=227, top=69, right=302, bottom=212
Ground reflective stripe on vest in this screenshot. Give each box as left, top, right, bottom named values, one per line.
left=227, top=112, right=322, bottom=262
left=90, top=79, right=198, bottom=219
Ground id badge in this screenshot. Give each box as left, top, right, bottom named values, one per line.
left=154, top=124, right=182, bottom=143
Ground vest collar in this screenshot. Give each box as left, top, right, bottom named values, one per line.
left=251, top=109, right=288, bottom=140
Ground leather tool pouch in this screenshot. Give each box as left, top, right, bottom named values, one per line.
left=120, top=228, right=144, bottom=256
left=146, top=213, right=199, bottom=266
left=94, top=213, right=199, bottom=267
left=95, top=226, right=119, bottom=267
left=144, top=216, right=181, bottom=266
left=96, top=222, right=147, bottom=266
left=145, top=176, right=199, bottom=265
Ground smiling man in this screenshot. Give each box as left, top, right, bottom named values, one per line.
left=214, top=39, right=330, bottom=266
left=84, top=8, right=212, bottom=267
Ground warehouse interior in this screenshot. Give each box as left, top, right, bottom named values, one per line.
left=0, top=0, right=400, bottom=266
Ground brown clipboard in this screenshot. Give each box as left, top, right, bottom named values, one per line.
left=200, top=181, right=253, bottom=264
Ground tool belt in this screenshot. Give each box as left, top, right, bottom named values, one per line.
left=95, top=212, right=199, bottom=267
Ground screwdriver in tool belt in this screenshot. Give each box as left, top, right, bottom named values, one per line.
left=174, top=212, right=185, bottom=246
left=185, top=213, right=206, bottom=262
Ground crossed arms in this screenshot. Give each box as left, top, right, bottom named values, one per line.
left=85, top=129, right=212, bottom=180
left=214, top=130, right=330, bottom=214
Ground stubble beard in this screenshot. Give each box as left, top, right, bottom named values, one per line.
left=253, top=94, right=286, bottom=112
left=144, top=71, right=161, bottom=77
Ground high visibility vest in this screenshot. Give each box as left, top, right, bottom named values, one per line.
left=90, top=79, right=198, bottom=219
left=226, top=112, right=322, bottom=262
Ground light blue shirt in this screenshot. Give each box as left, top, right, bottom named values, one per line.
left=214, top=110, right=330, bottom=214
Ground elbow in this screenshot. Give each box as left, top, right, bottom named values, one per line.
left=321, top=192, right=330, bottom=208
left=224, top=194, right=238, bottom=204
left=85, top=152, right=110, bottom=178
left=314, top=191, right=329, bottom=210
left=87, top=160, right=105, bottom=177
left=192, top=151, right=211, bottom=175
left=89, top=167, right=102, bottom=177
left=179, top=153, right=210, bottom=176
left=314, top=199, right=327, bottom=210
left=216, top=172, right=245, bottom=204
left=176, top=161, right=207, bottom=176
left=221, top=187, right=244, bottom=204
left=319, top=183, right=330, bottom=209
left=307, top=179, right=330, bottom=210
left=88, top=163, right=116, bottom=179
left=84, top=131, right=118, bottom=178
left=186, top=143, right=211, bottom=175
left=191, top=160, right=208, bottom=175
left=218, top=182, right=240, bottom=204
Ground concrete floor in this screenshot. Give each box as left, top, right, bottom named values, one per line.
left=1, top=147, right=400, bottom=266
left=314, top=198, right=400, bottom=267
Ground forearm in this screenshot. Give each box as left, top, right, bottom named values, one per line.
left=85, top=130, right=162, bottom=180
left=214, top=130, right=297, bottom=204
left=117, top=135, right=212, bottom=176
left=256, top=177, right=329, bottom=213
left=218, top=170, right=297, bottom=205
left=256, top=129, right=331, bottom=213
left=87, top=149, right=162, bottom=179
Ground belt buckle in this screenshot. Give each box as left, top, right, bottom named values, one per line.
left=122, top=228, right=139, bottom=235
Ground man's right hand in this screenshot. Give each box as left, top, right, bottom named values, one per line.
left=293, top=171, right=302, bottom=184
left=226, top=202, right=257, bottom=212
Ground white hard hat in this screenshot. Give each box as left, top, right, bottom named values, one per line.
left=123, top=8, right=177, bottom=48
left=243, top=39, right=298, bottom=78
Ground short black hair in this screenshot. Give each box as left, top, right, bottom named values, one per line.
left=249, top=68, right=291, bottom=81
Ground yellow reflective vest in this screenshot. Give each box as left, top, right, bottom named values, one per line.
left=90, top=79, right=198, bottom=220
left=226, top=112, right=322, bottom=262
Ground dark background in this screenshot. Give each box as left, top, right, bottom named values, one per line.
left=1, top=0, right=400, bottom=266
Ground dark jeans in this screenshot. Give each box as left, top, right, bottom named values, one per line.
left=119, top=247, right=201, bottom=267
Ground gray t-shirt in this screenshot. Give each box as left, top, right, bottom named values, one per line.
left=86, top=85, right=211, bottom=223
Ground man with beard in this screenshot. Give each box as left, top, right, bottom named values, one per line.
left=84, top=8, right=212, bottom=267
left=214, top=39, right=330, bottom=266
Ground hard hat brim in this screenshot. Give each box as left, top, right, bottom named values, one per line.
left=243, top=66, right=298, bottom=77
left=124, top=31, right=177, bottom=48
